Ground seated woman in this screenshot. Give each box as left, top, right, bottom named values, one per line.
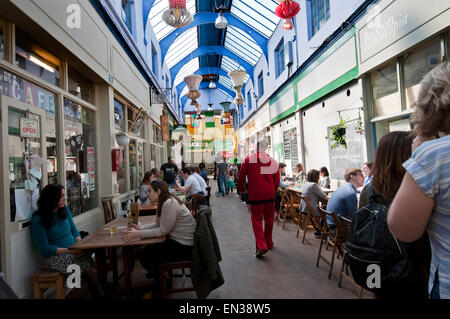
left=31, top=184, right=107, bottom=299
left=122, top=180, right=196, bottom=290
left=300, top=169, right=328, bottom=238
left=319, top=166, right=331, bottom=189
left=294, top=163, right=307, bottom=185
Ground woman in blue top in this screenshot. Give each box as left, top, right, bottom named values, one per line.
left=388, top=62, right=450, bottom=299
left=31, top=184, right=107, bottom=298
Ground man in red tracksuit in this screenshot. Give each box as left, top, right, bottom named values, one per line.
left=238, top=139, right=280, bottom=257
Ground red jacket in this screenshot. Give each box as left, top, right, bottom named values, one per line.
left=238, top=152, right=280, bottom=202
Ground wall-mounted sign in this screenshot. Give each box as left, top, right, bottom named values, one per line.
left=19, top=117, right=40, bottom=138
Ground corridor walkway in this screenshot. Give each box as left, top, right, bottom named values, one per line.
left=192, top=181, right=372, bottom=299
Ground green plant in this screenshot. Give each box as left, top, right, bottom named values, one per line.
left=326, top=115, right=348, bottom=149
left=355, top=117, right=365, bottom=135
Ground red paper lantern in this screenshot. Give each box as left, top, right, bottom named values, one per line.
left=169, top=0, right=186, bottom=9
left=275, top=1, right=301, bottom=30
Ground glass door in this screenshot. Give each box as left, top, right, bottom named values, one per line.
left=0, top=95, right=47, bottom=292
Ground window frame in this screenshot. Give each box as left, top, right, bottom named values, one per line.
left=257, top=72, right=264, bottom=99
left=308, top=0, right=331, bottom=39
left=247, top=91, right=252, bottom=111
left=275, top=39, right=285, bottom=78
left=151, top=44, right=158, bottom=77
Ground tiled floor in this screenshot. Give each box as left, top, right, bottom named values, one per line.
left=67, top=180, right=373, bottom=299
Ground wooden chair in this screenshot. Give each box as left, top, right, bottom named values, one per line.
left=101, top=196, right=115, bottom=224
left=281, top=190, right=301, bottom=230
left=190, top=194, right=206, bottom=217
left=30, top=271, right=65, bottom=299
left=299, top=196, right=323, bottom=243
left=315, top=207, right=345, bottom=279
left=338, top=215, right=364, bottom=298
left=159, top=261, right=194, bottom=298
left=276, top=188, right=288, bottom=227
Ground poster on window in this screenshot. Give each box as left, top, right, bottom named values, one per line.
left=87, top=147, right=95, bottom=191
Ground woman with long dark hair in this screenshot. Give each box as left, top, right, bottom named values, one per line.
left=319, top=166, right=330, bottom=189
left=31, top=184, right=107, bottom=298
left=138, top=171, right=153, bottom=203
left=122, top=180, right=196, bottom=289
left=359, top=131, right=431, bottom=299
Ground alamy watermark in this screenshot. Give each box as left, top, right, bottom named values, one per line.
left=66, top=264, right=81, bottom=289
left=366, top=264, right=381, bottom=289
left=66, top=4, right=81, bottom=29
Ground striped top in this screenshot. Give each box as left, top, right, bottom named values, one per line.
left=403, top=134, right=450, bottom=299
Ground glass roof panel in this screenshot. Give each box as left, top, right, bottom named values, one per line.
left=165, top=28, right=198, bottom=69
left=148, top=0, right=197, bottom=41
left=224, top=26, right=262, bottom=66
left=230, top=0, right=280, bottom=38
left=219, top=75, right=234, bottom=90
left=174, top=58, right=199, bottom=87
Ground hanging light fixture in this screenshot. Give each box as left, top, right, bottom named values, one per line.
left=162, top=0, right=193, bottom=28
left=228, top=70, right=247, bottom=106
left=275, top=1, right=301, bottom=30
left=184, top=74, right=202, bottom=105
left=209, top=80, right=216, bottom=89
left=214, top=1, right=228, bottom=29
left=220, top=101, right=231, bottom=113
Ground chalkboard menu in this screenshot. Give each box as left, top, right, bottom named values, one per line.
left=328, top=120, right=364, bottom=180
left=283, top=130, right=291, bottom=160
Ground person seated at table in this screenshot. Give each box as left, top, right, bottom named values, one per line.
left=121, top=180, right=196, bottom=291
left=294, top=163, right=307, bottom=184
left=326, top=168, right=364, bottom=234
left=300, top=169, right=328, bottom=238
left=175, top=167, right=203, bottom=196
left=319, top=166, right=331, bottom=189
left=190, top=166, right=207, bottom=196
left=31, top=184, right=108, bottom=299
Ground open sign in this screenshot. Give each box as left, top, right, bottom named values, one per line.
left=19, top=117, right=40, bottom=138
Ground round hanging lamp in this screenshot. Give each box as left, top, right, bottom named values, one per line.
left=228, top=70, right=247, bottom=106
left=162, top=0, right=193, bottom=28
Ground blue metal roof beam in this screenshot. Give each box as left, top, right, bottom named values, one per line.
left=160, top=12, right=268, bottom=66
left=170, top=46, right=254, bottom=84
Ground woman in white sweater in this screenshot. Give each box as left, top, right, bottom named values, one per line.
left=122, top=179, right=196, bottom=286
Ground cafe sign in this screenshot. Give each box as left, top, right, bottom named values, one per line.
left=20, top=117, right=40, bottom=138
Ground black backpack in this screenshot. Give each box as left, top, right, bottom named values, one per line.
left=346, top=184, right=420, bottom=293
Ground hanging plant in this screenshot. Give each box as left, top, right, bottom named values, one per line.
left=355, top=118, right=365, bottom=135
left=326, top=115, right=347, bottom=149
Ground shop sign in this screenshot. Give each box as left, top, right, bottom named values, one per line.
left=245, top=120, right=255, bottom=136
left=0, top=67, right=56, bottom=113
left=161, top=115, right=170, bottom=142
left=19, top=117, right=40, bottom=138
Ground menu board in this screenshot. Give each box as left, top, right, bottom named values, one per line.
left=283, top=130, right=291, bottom=160
left=290, top=128, right=299, bottom=172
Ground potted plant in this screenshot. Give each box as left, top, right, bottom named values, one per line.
left=355, top=117, right=365, bottom=135
left=116, top=132, right=130, bottom=146
left=326, top=115, right=348, bottom=149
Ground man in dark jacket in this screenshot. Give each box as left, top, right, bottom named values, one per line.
left=238, top=139, right=280, bottom=258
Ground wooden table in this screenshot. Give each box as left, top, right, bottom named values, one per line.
left=69, top=216, right=165, bottom=299
left=139, top=203, right=157, bottom=216
left=287, top=186, right=335, bottom=195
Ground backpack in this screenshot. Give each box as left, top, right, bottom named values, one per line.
left=345, top=184, right=420, bottom=293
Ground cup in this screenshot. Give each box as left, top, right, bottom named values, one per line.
left=109, top=225, right=117, bottom=235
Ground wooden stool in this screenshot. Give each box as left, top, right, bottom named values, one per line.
left=30, top=271, right=65, bottom=299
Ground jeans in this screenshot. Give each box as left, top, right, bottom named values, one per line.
left=217, top=174, right=228, bottom=195
left=430, top=267, right=440, bottom=299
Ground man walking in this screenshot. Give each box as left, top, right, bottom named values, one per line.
left=238, top=139, right=280, bottom=258
left=160, top=156, right=178, bottom=187
left=216, top=155, right=229, bottom=197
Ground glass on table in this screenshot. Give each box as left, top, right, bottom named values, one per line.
left=109, top=225, right=117, bottom=235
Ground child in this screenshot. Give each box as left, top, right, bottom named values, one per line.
left=227, top=171, right=236, bottom=193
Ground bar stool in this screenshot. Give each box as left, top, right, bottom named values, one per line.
left=30, top=271, right=65, bottom=299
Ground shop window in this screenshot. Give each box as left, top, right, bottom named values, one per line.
left=64, top=98, right=97, bottom=217
left=153, top=125, right=162, bottom=144
left=15, top=28, right=60, bottom=87
left=371, top=63, right=399, bottom=117
left=129, top=139, right=137, bottom=190
left=114, top=99, right=126, bottom=131
left=309, top=0, right=330, bottom=38
left=121, top=0, right=132, bottom=33
left=68, top=66, right=93, bottom=103
left=403, top=40, right=441, bottom=109
left=258, top=72, right=264, bottom=98
left=275, top=39, right=285, bottom=78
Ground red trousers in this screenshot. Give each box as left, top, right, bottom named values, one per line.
left=250, top=202, right=275, bottom=250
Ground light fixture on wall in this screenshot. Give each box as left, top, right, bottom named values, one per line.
left=214, top=1, right=228, bottom=29
left=162, top=0, right=193, bottom=28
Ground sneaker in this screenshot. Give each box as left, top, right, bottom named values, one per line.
left=254, top=249, right=267, bottom=258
